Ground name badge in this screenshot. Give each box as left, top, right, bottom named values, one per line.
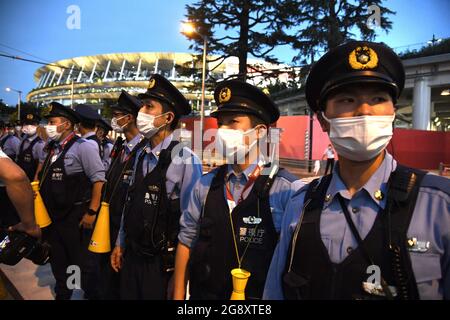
left=243, top=216, right=262, bottom=225
left=407, top=237, right=430, bottom=253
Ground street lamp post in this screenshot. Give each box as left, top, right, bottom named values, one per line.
left=181, top=22, right=207, bottom=161
left=5, top=87, right=22, bottom=121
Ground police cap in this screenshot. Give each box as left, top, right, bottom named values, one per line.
left=45, top=102, right=80, bottom=124
left=112, top=90, right=142, bottom=117
left=74, top=104, right=102, bottom=124
left=137, top=74, right=191, bottom=116
left=305, top=40, right=405, bottom=113
left=211, top=80, right=280, bottom=124
left=21, top=111, right=41, bottom=125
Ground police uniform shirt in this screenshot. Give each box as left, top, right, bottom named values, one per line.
left=178, top=159, right=304, bottom=249
left=82, top=132, right=100, bottom=154
left=121, top=134, right=143, bottom=161
left=0, top=133, right=20, bottom=159
left=263, top=152, right=450, bottom=300
left=41, top=134, right=105, bottom=183
left=115, top=133, right=202, bottom=246
left=20, top=134, right=46, bottom=162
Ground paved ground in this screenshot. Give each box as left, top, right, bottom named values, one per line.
left=0, top=259, right=84, bottom=300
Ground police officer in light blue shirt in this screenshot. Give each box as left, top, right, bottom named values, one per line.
left=74, top=104, right=103, bottom=157
left=16, top=111, right=45, bottom=181
left=113, top=74, right=202, bottom=300
left=0, top=121, right=21, bottom=159
left=174, top=80, right=303, bottom=300
left=38, top=102, right=105, bottom=300
left=264, top=41, right=450, bottom=300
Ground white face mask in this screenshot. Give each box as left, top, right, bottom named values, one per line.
left=15, top=126, right=22, bottom=132
left=322, top=113, right=395, bottom=161
left=215, top=128, right=258, bottom=163
left=136, top=112, right=168, bottom=138
left=45, top=122, right=67, bottom=141
left=111, top=115, right=128, bottom=133
left=22, top=125, right=37, bottom=136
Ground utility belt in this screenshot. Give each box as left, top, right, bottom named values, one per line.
left=126, top=238, right=176, bottom=273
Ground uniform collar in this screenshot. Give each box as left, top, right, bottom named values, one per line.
left=82, top=131, right=96, bottom=139
left=324, top=151, right=396, bottom=210
left=124, top=133, right=143, bottom=153
left=145, top=133, right=174, bottom=159
left=226, top=157, right=265, bottom=182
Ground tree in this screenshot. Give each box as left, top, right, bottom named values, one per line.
left=399, top=37, right=450, bottom=59
left=183, top=0, right=297, bottom=81
left=289, top=0, right=395, bottom=64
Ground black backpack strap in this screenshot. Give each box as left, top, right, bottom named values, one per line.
left=283, top=174, right=332, bottom=299
left=385, top=164, right=426, bottom=300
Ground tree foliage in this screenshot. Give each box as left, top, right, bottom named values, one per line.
left=183, top=0, right=296, bottom=81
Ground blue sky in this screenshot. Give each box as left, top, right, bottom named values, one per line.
left=0, top=0, right=449, bottom=105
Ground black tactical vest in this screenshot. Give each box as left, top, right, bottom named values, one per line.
left=123, top=141, right=181, bottom=257
left=283, top=165, right=426, bottom=300
left=189, top=165, right=280, bottom=300
left=39, top=135, right=92, bottom=221
left=16, top=136, right=41, bottom=181
left=103, top=137, right=147, bottom=248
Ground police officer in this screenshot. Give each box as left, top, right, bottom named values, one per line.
left=95, top=118, right=114, bottom=171
left=264, top=41, right=450, bottom=300
left=13, top=120, right=24, bottom=140
left=74, top=104, right=103, bottom=158
left=99, top=90, right=146, bottom=299
left=111, top=74, right=202, bottom=299
left=174, top=80, right=303, bottom=300
left=16, top=111, right=45, bottom=181
left=39, top=102, right=105, bottom=300
left=0, top=121, right=21, bottom=159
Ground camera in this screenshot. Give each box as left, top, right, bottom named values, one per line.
left=0, top=230, right=50, bottom=266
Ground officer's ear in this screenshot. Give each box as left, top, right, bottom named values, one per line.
left=255, top=124, right=268, bottom=140
left=164, top=111, right=175, bottom=125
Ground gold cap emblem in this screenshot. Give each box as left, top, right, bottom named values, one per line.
left=26, top=114, right=33, bottom=120
left=219, top=87, right=231, bottom=103
left=148, top=78, right=156, bottom=89
left=48, top=105, right=53, bottom=112
left=348, top=46, right=378, bottom=70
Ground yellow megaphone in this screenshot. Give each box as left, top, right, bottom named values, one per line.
left=30, top=181, right=52, bottom=228
left=88, top=202, right=111, bottom=253
left=230, top=268, right=251, bottom=300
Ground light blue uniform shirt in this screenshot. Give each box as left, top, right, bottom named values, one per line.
left=178, top=160, right=304, bottom=248
left=18, top=134, right=46, bottom=162
left=40, top=133, right=106, bottom=183
left=116, top=134, right=202, bottom=246
left=263, top=152, right=450, bottom=300
left=0, top=133, right=20, bottom=159
left=82, top=131, right=100, bottom=153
